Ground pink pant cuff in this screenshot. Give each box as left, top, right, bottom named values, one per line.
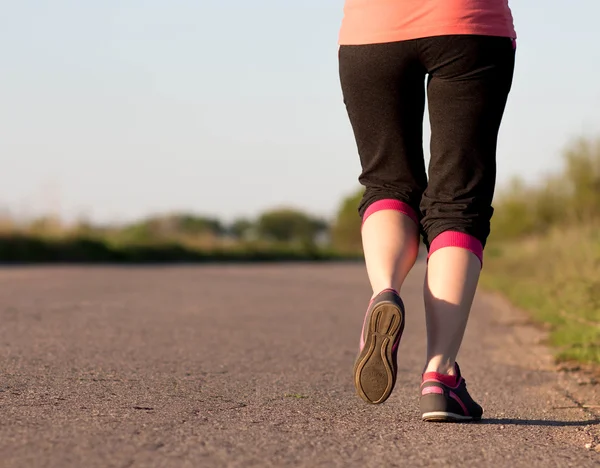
left=428, top=231, right=483, bottom=266
left=362, top=199, right=419, bottom=227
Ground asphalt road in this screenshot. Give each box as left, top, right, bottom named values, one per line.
left=0, top=263, right=598, bottom=467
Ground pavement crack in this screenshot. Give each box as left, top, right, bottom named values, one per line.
left=563, top=390, right=599, bottom=418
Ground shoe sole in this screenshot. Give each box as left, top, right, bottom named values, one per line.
left=353, top=302, right=403, bottom=404
left=422, top=411, right=481, bottom=423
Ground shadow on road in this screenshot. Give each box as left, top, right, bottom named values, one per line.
left=477, top=418, right=600, bottom=427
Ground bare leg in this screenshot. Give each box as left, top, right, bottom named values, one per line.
left=361, top=210, right=420, bottom=296
left=423, top=247, right=480, bottom=375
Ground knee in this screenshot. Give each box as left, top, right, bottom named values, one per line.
left=420, top=200, right=493, bottom=265
left=360, top=188, right=422, bottom=223
left=360, top=195, right=421, bottom=227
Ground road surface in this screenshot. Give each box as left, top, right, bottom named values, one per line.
left=0, top=262, right=598, bottom=467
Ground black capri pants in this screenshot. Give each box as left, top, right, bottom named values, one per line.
left=339, top=35, right=516, bottom=252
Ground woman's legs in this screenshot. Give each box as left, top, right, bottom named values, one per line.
left=339, top=41, right=427, bottom=297
left=339, top=41, right=427, bottom=404
left=419, top=35, right=516, bottom=376
left=418, top=35, right=515, bottom=422
left=339, top=36, right=515, bottom=413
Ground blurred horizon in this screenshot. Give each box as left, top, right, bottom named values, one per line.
left=2, top=1, right=600, bottom=225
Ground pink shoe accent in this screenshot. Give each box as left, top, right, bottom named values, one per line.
left=449, top=390, right=470, bottom=416
left=391, top=336, right=401, bottom=353
left=359, top=311, right=368, bottom=351
left=422, top=371, right=459, bottom=389
left=362, top=199, right=419, bottom=227
left=428, top=231, right=483, bottom=266
left=421, top=386, right=444, bottom=396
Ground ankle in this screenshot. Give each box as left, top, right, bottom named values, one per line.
left=370, top=286, right=400, bottom=299
left=424, top=359, right=456, bottom=376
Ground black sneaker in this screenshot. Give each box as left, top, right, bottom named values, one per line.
left=353, top=289, right=405, bottom=404
left=420, top=363, right=483, bottom=422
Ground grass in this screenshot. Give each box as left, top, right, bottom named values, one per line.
left=481, top=225, right=600, bottom=365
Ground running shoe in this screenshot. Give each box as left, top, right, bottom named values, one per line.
left=353, top=289, right=405, bottom=404
left=420, top=363, right=483, bottom=422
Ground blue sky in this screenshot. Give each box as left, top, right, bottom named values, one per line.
left=1, top=1, right=599, bottom=223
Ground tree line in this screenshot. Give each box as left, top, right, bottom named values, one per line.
left=116, top=208, right=334, bottom=247
left=5, top=136, right=599, bottom=253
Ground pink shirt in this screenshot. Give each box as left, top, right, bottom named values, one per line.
left=339, top=0, right=516, bottom=45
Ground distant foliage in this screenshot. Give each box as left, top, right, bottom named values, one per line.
left=491, top=137, right=600, bottom=241
left=229, top=218, right=254, bottom=240
left=330, top=188, right=363, bottom=252
left=120, top=214, right=224, bottom=242
left=256, top=208, right=328, bottom=245
left=564, top=138, right=600, bottom=220
left=4, top=135, right=599, bottom=257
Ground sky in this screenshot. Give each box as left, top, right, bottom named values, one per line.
left=1, top=1, right=600, bottom=224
